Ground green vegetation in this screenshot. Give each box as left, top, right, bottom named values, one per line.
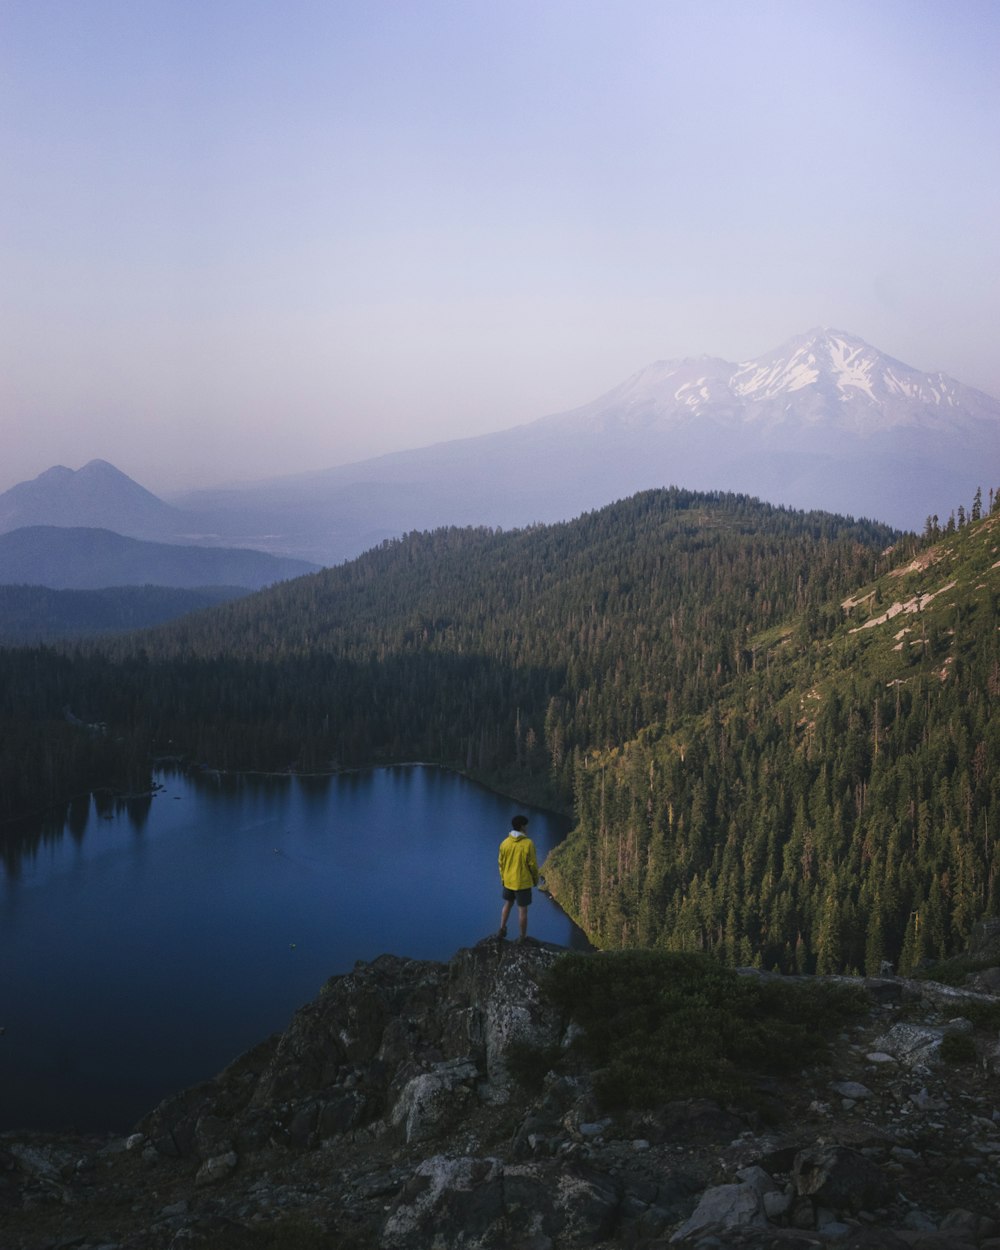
left=539, top=950, right=865, bottom=1109
left=0, top=488, right=898, bottom=816
left=0, top=583, right=247, bottom=643
left=912, top=954, right=1000, bottom=987
left=939, top=1032, right=978, bottom=1065
left=545, top=504, right=1000, bottom=974
left=3, top=484, right=998, bottom=974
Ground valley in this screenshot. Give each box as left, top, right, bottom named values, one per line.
left=3, top=483, right=996, bottom=978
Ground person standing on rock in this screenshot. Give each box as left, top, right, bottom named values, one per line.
left=498, top=815, right=540, bottom=942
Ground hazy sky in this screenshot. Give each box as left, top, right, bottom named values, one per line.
left=2, top=0, right=999, bottom=496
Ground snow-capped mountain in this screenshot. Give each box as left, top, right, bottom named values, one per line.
left=12, top=331, right=1000, bottom=565
left=549, top=328, right=999, bottom=440
left=733, top=327, right=978, bottom=417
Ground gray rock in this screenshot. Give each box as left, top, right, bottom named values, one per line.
left=317, top=1088, right=369, bottom=1138
left=735, top=1165, right=779, bottom=1196
left=578, top=1118, right=611, bottom=1138
left=794, top=1144, right=891, bottom=1213
left=381, top=1155, right=505, bottom=1250
left=910, top=1086, right=948, bottom=1112
left=7, top=1142, right=63, bottom=1183
left=540, top=1165, right=621, bottom=1244
left=390, top=1057, right=479, bottom=1144
left=902, top=1208, right=938, bottom=1231
left=939, top=1208, right=978, bottom=1233
left=158, top=1199, right=190, bottom=1218
left=872, top=1022, right=944, bottom=1067
left=764, top=1190, right=793, bottom=1219
left=193, top=1113, right=234, bottom=1161
left=194, top=1150, right=237, bottom=1186
left=830, top=1080, right=873, bottom=1100
left=967, top=966, right=1000, bottom=994
left=669, top=1182, right=767, bottom=1243
left=456, top=943, right=564, bottom=1104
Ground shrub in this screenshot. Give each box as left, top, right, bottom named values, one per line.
left=541, top=950, right=865, bottom=1110
left=940, top=1032, right=977, bottom=1065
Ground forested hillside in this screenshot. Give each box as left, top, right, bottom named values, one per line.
left=546, top=502, right=1000, bottom=974
left=6, top=486, right=998, bottom=974
left=0, top=583, right=247, bottom=643
left=92, top=489, right=901, bottom=781
left=0, top=489, right=894, bottom=823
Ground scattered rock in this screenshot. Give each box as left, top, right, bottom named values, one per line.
left=4, top=941, right=1000, bottom=1250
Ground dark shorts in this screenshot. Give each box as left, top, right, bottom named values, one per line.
left=502, top=887, right=532, bottom=906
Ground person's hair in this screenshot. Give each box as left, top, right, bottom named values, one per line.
left=511, top=815, right=529, bottom=831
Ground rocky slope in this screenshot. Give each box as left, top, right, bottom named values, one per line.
left=4, top=935, right=1000, bottom=1250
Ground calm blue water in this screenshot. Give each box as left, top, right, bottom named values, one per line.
left=0, top=766, right=585, bottom=1134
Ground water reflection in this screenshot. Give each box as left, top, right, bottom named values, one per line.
left=0, top=765, right=586, bottom=1134
left=1, top=786, right=157, bottom=875
left=66, top=794, right=90, bottom=842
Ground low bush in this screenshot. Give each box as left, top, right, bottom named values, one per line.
left=940, top=1032, right=978, bottom=1065
left=542, top=950, right=866, bottom=1110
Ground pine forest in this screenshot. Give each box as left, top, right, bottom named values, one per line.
left=2, top=486, right=998, bottom=976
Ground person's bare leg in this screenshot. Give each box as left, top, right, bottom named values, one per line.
left=499, top=898, right=513, bottom=937
left=518, top=905, right=528, bottom=940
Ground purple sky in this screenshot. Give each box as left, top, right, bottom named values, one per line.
left=3, top=0, right=999, bottom=495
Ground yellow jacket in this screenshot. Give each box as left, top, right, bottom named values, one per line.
left=498, top=832, right=539, bottom=890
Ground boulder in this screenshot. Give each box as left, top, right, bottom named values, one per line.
left=448, top=940, right=565, bottom=1103
left=668, top=1181, right=768, bottom=1242
left=390, top=1057, right=479, bottom=1144
left=194, top=1150, right=237, bottom=1186
left=545, top=1165, right=621, bottom=1243
left=381, top=1155, right=505, bottom=1250
left=873, top=1022, right=945, bottom=1067
left=793, top=1144, right=891, bottom=1213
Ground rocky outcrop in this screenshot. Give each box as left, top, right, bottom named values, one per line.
left=134, top=939, right=565, bottom=1162
left=4, top=941, right=1000, bottom=1250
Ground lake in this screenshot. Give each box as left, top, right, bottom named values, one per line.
left=0, top=765, right=586, bottom=1134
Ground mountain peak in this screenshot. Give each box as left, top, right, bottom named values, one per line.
left=79, top=458, right=128, bottom=476
left=0, top=460, right=180, bottom=539
left=732, top=329, right=886, bottom=403
left=722, top=329, right=985, bottom=422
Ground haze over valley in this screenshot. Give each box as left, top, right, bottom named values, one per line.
left=3, top=329, right=997, bottom=586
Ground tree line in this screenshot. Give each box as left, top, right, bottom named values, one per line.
left=8, top=484, right=995, bottom=972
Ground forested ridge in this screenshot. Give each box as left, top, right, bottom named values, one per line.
left=0, top=489, right=896, bottom=811
left=546, top=501, right=1000, bottom=973
left=4, top=485, right=997, bottom=971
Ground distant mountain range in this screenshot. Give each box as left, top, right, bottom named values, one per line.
left=4, top=330, right=998, bottom=564
left=0, top=526, right=318, bottom=590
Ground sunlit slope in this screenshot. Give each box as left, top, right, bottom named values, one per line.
left=545, top=507, right=1000, bottom=975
